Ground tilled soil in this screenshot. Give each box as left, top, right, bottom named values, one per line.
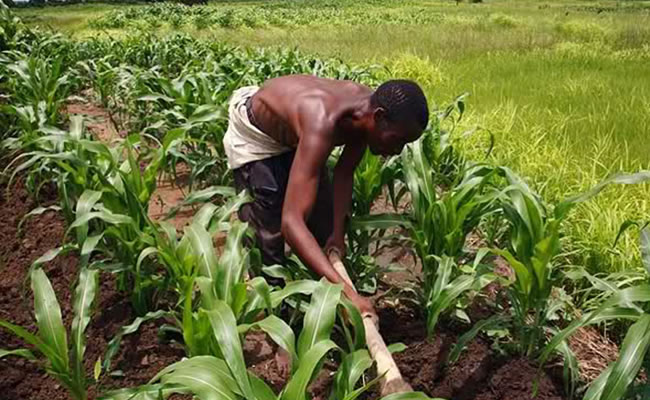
left=378, top=306, right=565, bottom=400
left=0, top=175, right=566, bottom=400
left=0, top=177, right=185, bottom=400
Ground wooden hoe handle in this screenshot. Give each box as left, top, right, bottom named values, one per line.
left=328, top=252, right=413, bottom=396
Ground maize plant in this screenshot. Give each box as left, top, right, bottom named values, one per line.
left=355, top=131, right=499, bottom=337
left=1, top=56, right=71, bottom=145
left=346, top=149, right=401, bottom=293
left=537, top=227, right=650, bottom=400
left=6, top=118, right=190, bottom=314
left=131, top=65, right=243, bottom=188
left=448, top=169, right=650, bottom=366
left=100, top=279, right=434, bottom=400
left=0, top=267, right=99, bottom=400
left=103, top=199, right=367, bottom=365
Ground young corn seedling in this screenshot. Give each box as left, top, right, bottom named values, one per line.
left=133, top=65, right=245, bottom=189
left=451, top=169, right=650, bottom=365
left=1, top=55, right=71, bottom=145
left=0, top=267, right=99, bottom=400
left=100, top=279, right=433, bottom=400
left=538, top=227, right=650, bottom=400
left=346, top=149, right=401, bottom=294
left=7, top=118, right=189, bottom=314
left=356, top=131, right=499, bottom=337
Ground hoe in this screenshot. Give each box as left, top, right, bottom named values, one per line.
left=328, top=251, right=413, bottom=396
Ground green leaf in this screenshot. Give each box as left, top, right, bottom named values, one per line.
left=540, top=307, right=641, bottom=366
left=18, top=205, right=61, bottom=232
left=248, top=315, right=297, bottom=370
left=387, top=343, right=407, bottom=354
left=69, top=210, right=133, bottom=230
left=217, top=222, right=249, bottom=307
left=248, top=277, right=273, bottom=316
left=80, top=234, right=103, bottom=266
left=31, top=245, right=76, bottom=269
left=427, top=273, right=475, bottom=337
left=151, top=356, right=240, bottom=395
left=161, top=364, right=239, bottom=400
left=349, top=213, right=412, bottom=231
left=333, top=349, right=373, bottom=400
left=71, top=267, right=99, bottom=386
left=558, top=171, right=650, bottom=218
left=584, top=365, right=613, bottom=400
left=98, top=384, right=186, bottom=400
left=249, top=373, right=276, bottom=400
left=74, top=190, right=103, bottom=244
left=206, top=302, right=255, bottom=400
left=449, top=315, right=506, bottom=364
left=0, top=348, right=36, bottom=360
left=282, top=340, right=339, bottom=400
left=186, top=223, right=219, bottom=282
left=187, top=104, right=223, bottom=125
left=0, top=320, right=59, bottom=364
left=338, top=297, right=366, bottom=351
left=270, top=280, right=319, bottom=308
left=167, top=186, right=236, bottom=218
left=31, top=268, right=69, bottom=373
left=297, top=279, right=343, bottom=359
left=600, top=314, right=650, bottom=400
left=94, top=357, right=102, bottom=381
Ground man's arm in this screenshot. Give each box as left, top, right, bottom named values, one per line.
left=328, top=141, right=366, bottom=256
left=280, top=113, right=374, bottom=315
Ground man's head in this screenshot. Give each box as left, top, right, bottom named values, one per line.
left=366, top=80, right=429, bottom=156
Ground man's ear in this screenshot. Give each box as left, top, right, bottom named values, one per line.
left=373, top=107, right=386, bottom=123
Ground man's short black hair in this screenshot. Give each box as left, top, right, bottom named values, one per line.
left=370, top=80, right=429, bottom=130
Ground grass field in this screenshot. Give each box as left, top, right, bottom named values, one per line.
left=17, top=0, right=650, bottom=273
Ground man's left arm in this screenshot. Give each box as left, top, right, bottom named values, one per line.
left=327, top=141, right=366, bottom=256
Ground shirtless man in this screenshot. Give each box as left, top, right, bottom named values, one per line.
left=223, top=75, right=429, bottom=317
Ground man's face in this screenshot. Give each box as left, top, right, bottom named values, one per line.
left=368, top=111, right=422, bottom=156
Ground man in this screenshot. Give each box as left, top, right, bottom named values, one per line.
left=223, top=75, right=429, bottom=317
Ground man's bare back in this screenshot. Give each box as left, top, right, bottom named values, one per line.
left=250, top=75, right=373, bottom=149
left=225, top=75, right=429, bottom=317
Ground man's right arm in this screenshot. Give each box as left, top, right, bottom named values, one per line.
left=280, top=114, right=375, bottom=316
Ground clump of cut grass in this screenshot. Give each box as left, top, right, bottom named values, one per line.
left=488, top=12, right=519, bottom=29
left=555, top=20, right=609, bottom=42
left=381, top=52, right=445, bottom=89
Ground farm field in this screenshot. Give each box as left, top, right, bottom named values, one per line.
left=2, top=1, right=650, bottom=400
left=17, top=0, right=650, bottom=274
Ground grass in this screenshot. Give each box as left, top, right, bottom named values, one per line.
left=15, top=0, right=650, bottom=273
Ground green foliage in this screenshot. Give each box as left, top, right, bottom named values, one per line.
left=89, top=2, right=447, bottom=31
left=351, top=99, right=498, bottom=337
left=0, top=267, right=99, bottom=400
left=490, top=169, right=650, bottom=357
left=101, top=279, right=389, bottom=400
left=344, top=150, right=401, bottom=293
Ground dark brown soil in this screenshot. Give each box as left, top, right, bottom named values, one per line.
left=244, top=331, right=291, bottom=393
left=0, top=177, right=185, bottom=400
left=377, top=305, right=566, bottom=400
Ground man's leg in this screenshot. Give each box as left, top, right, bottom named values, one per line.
left=233, top=152, right=294, bottom=266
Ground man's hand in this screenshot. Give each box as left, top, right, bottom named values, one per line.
left=325, top=235, right=346, bottom=259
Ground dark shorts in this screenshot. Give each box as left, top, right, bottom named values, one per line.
left=233, top=151, right=333, bottom=265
